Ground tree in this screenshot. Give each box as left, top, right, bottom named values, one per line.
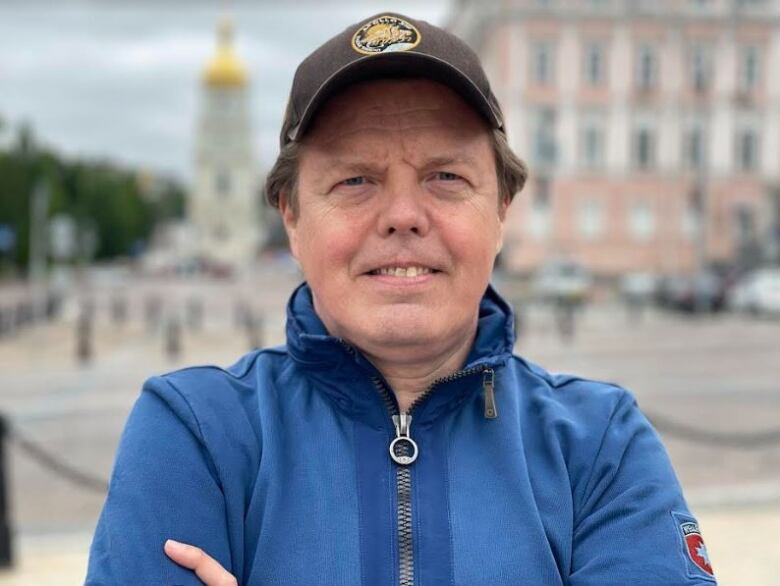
left=0, top=117, right=185, bottom=274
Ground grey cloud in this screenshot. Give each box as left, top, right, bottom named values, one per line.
left=0, top=1, right=449, bottom=180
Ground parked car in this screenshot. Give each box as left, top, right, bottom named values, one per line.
left=532, top=259, right=593, bottom=303
left=727, top=267, right=780, bottom=316
left=620, top=272, right=658, bottom=303
left=656, top=270, right=729, bottom=313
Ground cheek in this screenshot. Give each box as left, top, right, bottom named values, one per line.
left=295, top=213, right=363, bottom=277
left=442, top=213, right=503, bottom=273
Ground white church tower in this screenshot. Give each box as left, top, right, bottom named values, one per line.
left=190, top=17, right=262, bottom=268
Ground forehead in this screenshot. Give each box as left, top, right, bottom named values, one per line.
left=302, top=78, right=491, bottom=151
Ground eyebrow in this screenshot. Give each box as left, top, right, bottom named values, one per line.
left=328, top=154, right=479, bottom=175
left=420, top=154, right=480, bottom=170
left=327, top=159, right=386, bottom=177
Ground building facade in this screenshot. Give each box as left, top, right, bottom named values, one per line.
left=450, top=0, right=780, bottom=277
left=190, top=18, right=263, bottom=268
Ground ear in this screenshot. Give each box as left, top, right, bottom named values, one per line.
left=278, top=192, right=300, bottom=260
left=496, top=196, right=509, bottom=254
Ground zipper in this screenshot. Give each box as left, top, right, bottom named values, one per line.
left=370, top=364, right=497, bottom=586
left=371, top=377, right=416, bottom=586
left=483, top=368, right=498, bottom=419
left=390, top=413, right=418, bottom=465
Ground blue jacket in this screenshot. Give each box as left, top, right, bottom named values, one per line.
left=87, top=284, right=717, bottom=585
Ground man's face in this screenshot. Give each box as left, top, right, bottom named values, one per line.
left=281, top=79, right=507, bottom=360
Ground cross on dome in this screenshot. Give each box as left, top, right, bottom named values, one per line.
left=203, top=16, right=248, bottom=87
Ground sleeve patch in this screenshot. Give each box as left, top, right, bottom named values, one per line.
left=671, top=511, right=716, bottom=581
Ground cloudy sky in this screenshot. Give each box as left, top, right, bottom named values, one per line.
left=0, top=0, right=450, bottom=183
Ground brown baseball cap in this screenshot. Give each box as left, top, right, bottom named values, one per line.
left=280, top=12, right=505, bottom=147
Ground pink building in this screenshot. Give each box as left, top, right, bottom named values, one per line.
left=449, top=0, right=780, bottom=277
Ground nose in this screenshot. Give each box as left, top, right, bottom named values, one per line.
left=376, top=169, right=430, bottom=237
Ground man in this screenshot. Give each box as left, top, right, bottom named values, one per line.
left=87, top=13, right=716, bottom=585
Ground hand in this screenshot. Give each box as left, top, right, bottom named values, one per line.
left=164, top=539, right=238, bottom=586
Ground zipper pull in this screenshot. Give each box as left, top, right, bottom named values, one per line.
left=483, top=369, right=498, bottom=419
left=389, top=413, right=418, bottom=465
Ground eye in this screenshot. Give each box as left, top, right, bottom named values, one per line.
left=435, top=171, right=461, bottom=181
left=340, top=176, right=366, bottom=187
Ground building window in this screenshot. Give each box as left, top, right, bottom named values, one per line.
left=629, top=201, right=655, bottom=241
left=215, top=170, right=231, bottom=197
left=583, top=42, right=606, bottom=87
left=633, top=126, right=656, bottom=170
left=683, top=124, right=706, bottom=171
left=635, top=44, right=658, bottom=91
left=529, top=180, right=552, bottom=240
left=738, top=45, right=760, bottom=93
left=690, top=44, right=713, bottom=93
left=736, top=128, right=760, bottom=172
left=533, top=108, right=558, bottom=168
left=580, top=118, right=606, bottom=170
left=578, top=200, right=605, bottom=240
left=532, top=41, right=555, bottom=86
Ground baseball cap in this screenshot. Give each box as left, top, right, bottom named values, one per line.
left=280, top=12, right=505, bottom=147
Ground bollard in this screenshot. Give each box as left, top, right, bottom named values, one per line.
left=45, top=291, right=62, bottom=321
left=110, top=296, right=127, bottom=325
left=14, top=301, right=30, bottom=330
left=0, top=308, right=9, bottom=339
left=76, top=308, right=93, bottom=364
left=165, top=316, right=181, bottom=361
left=245, top=310, right=264, bottom=350
left=145, top=296, right=162, bottom=333
left=0, top=415, right=14, bottom=568
left=186, top=297, right=203, bottom=332
left=554, top=297, right=576, bottom=343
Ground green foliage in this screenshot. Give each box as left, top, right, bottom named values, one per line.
left=0, top=121, right=185, bottom=273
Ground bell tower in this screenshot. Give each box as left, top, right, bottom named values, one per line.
left=190, top=15, right=262, bottom=268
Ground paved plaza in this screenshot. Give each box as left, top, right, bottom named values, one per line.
left=0, top=269, right=778, bottom=583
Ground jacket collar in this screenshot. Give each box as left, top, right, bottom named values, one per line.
left=284, top=282, right=515, bottom=420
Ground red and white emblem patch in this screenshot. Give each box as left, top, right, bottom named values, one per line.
left=680, top=521, right=714, bottom=576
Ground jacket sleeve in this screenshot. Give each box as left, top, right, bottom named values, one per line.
left=85, top=376, right=234, bottom=585
left=569, top=390, right=717, bottom=585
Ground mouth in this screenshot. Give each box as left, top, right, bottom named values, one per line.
left=366, top=265, right=441, bottom=278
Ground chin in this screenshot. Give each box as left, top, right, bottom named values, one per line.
left=364, top=313, right=446, bottom=348
left=370, top=328, right=439, bottom=349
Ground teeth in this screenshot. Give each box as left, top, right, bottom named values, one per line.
left=375, top=266, right=432, bottom=277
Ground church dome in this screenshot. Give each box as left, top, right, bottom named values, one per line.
left=203, top=19, right=247, bottom=87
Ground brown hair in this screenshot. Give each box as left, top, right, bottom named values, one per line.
left=264, top=128, right=528, bottom=215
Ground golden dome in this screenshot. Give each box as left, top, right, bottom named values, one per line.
left=203, top=19, right=247, bottom=87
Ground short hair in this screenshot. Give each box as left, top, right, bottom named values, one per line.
left=264, top=127, right=528, bottom=216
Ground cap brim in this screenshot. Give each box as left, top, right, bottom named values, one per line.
left=286, top=51, right=504, bottom=143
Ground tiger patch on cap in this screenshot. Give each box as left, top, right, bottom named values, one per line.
left=351, top=15, right=421, bottom=55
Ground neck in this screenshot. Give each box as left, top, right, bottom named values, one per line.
left=365, top=330, right=476, bottom=413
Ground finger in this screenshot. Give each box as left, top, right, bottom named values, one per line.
left=164, top=539, right=238, bottom=586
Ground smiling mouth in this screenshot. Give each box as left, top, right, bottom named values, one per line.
left=367, top=266, right=440, bottom=278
